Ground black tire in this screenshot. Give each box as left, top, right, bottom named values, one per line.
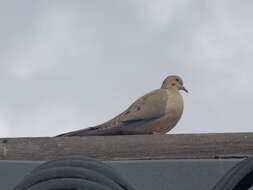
left=31, top=156, right=112, bottom=172
left=212, top=157, right=253, bottom=190
left=14, top=167, right=124, bottom=190
left=26, top=178, right=111, bottom=190
left=14, top=157, right=136, bottom=190
left=30, top=157, right=136, bottom=190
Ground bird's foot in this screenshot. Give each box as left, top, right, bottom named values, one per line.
left=152, top=131, right=164, bottom=135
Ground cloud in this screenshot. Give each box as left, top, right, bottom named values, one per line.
left=138, top=0, right=191, bottom=27
left=0, top=1, right=253, bottom=137
left=0, top=114, right=10, bottom=137
left=7, top=6, right=99, bottom=79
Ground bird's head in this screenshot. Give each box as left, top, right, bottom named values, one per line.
left=161, top=75, right=188, bottom=93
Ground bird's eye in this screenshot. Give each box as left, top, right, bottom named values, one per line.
left=176, top=78, right=179, bottom=82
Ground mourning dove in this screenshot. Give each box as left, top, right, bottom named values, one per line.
left=56, top=75, right=188, bottom=136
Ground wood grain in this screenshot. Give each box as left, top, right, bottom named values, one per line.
left=0, top=133, right=252, bottom=161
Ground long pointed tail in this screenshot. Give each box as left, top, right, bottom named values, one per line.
left=55, top=125, right=149, bottom=137
left=55, top=127, right=99, bottom=137
left=55, top=126, right=128, bottom=137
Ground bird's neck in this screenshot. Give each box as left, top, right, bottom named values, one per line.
left=161, top=86, right=179, bottom=92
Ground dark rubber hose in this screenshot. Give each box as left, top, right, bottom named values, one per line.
left=14, top=166, right=125, bottom=190
left=212, top=157, right=253, bottom=190
left=32, top=159, right=113, bottom=175
left=32, top=156, right=111, bottom=171
left=26, top=178, right=112, bottom=190
left=14, top=156, right=137, bottom=190
left=30, top=157, right=136, bottom=190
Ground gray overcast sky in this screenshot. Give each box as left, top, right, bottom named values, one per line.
left=0, top=0, right=253, bottom=137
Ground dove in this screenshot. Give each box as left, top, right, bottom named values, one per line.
left=56, top=75, right=188, bottom=136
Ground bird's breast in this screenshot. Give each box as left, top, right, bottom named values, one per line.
left=165, top=90, right=184, bottom=119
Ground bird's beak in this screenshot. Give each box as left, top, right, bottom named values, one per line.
left=181, top=86, right=188, bottom=93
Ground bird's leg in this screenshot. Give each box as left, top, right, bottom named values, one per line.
left=152, top=131, right=164, bottom=135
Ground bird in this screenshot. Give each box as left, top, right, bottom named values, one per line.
left=56, top=75, right=188, bottom=137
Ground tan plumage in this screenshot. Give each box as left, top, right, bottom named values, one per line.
left=56, top=75, right=188, bottom=136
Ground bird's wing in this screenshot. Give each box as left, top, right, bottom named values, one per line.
left=55, top=89, right=169, bottom=137
left=119, top=89, right=168, bottom=122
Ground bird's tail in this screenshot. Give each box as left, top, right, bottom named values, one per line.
left=55, top=124, right=129, bottom=137
left=55, top=124, right=149, bottom=137
left=55, top=126, right=100, bottom=137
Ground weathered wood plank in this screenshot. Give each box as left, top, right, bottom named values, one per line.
left=0, top=133, right=252, bottom=161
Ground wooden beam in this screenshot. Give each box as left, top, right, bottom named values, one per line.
left=0, top=133, right=253, bottom=161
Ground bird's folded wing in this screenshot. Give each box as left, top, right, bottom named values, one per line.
left=120, top=89, right=168, bottom=122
